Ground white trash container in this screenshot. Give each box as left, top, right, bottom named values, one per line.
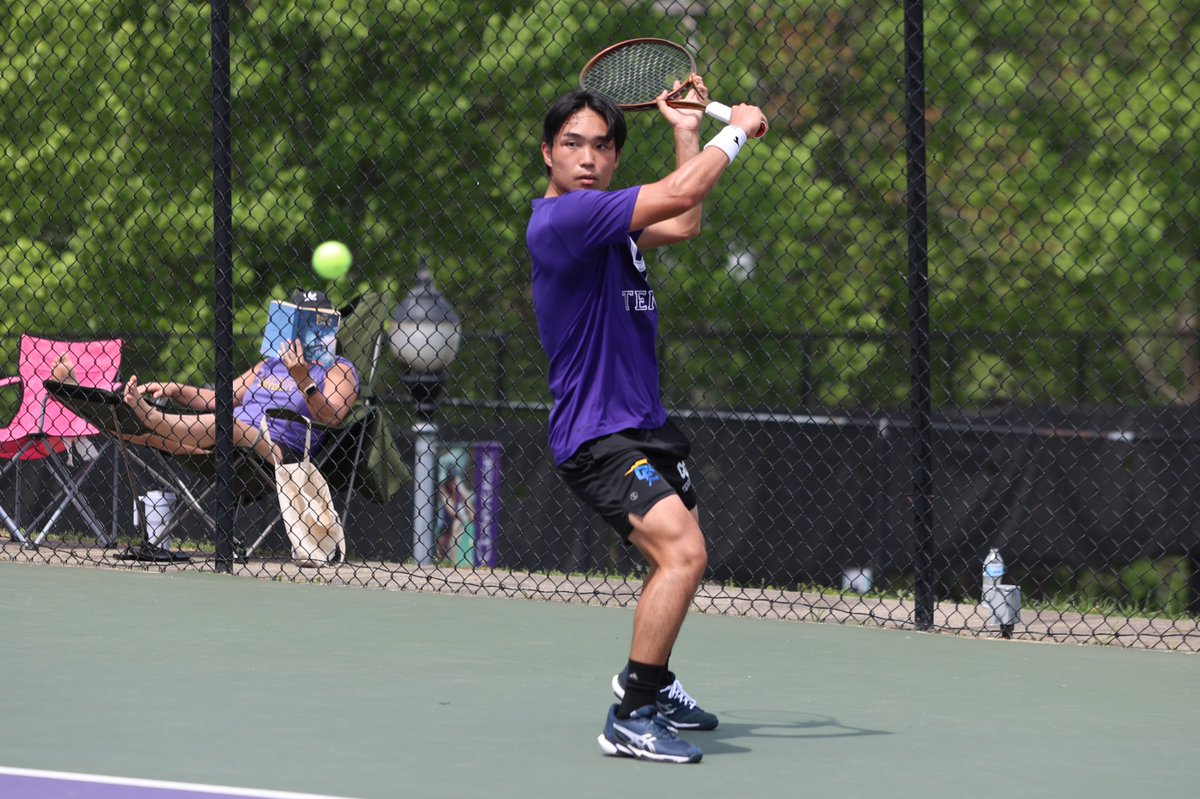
left=841, top=566, right=874, bottom=594
left=984, top=584, right=1022, bottom=639
left=135, top=490, right=178, bottom=549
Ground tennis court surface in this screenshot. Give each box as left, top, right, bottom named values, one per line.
left=0, top=767, right=358, bottom=799
left=1, top=562, right=1195, bottom=798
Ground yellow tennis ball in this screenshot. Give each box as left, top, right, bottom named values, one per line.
left=312, top=241, right=352, bottom=280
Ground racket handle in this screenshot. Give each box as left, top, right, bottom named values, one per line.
left=704, top=101, right=733, bottom=126
left=705, top=101, right=767, bottom=139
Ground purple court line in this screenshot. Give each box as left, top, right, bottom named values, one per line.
left=0, top=767, right=360, bottom=799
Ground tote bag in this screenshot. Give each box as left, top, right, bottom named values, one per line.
left=260, top=418, right=345, bottom=566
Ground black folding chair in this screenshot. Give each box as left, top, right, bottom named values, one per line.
left=43, top=293, right=397, bottom=561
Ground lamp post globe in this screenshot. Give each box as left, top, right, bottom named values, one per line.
left=390, top=263, right=462, bottom=566
left=390, top=261, right=462, bottom=404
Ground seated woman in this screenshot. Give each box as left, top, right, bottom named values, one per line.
left=52, top=339, right=358, bottom=463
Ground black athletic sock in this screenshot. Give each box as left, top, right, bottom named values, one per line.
left=617, top=660, right=667, bottom=718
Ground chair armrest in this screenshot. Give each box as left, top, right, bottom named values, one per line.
left=263, top=407, right=339, bottom=433
left=0, top=375, right=20, bottom=389
left=43, top=380, right=144, bottom=436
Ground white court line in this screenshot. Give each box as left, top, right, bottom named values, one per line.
left=0, top=766, right=360, bottom=799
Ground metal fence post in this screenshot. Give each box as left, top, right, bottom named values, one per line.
left=905, top=0, right=934, bottom=629
left=210, top=0, right=234, bottom=573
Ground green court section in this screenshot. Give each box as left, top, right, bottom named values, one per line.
left=1, top=562, right=1195, bottom=799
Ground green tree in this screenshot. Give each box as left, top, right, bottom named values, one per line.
left=2, top=0, right=1197, bottom=415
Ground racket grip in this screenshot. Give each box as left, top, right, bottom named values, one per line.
left=705, top=101, right=767, bottom=139
left=705, top=101, right=732, bottom=125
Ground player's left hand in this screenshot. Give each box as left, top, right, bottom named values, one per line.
left=656, top=74, right=708, bottom=132
left=280, top=339, right=309, bottom=384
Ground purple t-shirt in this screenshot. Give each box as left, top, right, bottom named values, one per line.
left=527, top=186, right=667, bottom=464
left=232, top=356, right=358, bottom=456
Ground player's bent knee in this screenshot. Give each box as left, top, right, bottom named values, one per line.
left=638, top=527, right=707, bottom=578
left=679, top=542, right=708, bottom=581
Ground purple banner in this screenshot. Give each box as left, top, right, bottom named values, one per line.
left=434, top=441, right=502, bottom=568
left=472, top=441, right=501, bottom=568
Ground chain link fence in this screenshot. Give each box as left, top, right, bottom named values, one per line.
left=2, top=0, right=1197, bottom=650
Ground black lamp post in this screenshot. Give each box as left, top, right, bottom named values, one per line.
left=390, top=263, right=462, bottom=565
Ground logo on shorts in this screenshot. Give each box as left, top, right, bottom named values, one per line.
left=677, top=461, right=693, bottom=493
left=624, top=458, right=661, bottom=486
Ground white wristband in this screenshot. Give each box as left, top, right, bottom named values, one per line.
left=704, top=125, right=748, bottom=164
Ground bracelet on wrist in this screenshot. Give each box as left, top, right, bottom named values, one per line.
left=704, top=124, right=748, bottom=165
left=303, top=383, right=319, bottom=398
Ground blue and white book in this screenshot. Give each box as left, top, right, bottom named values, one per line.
left=260, top=300, right=340, bottom=368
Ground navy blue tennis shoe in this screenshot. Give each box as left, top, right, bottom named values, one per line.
left=598, top=704, right=703, bottom=763
left=612, top=667, right=719, bottom=731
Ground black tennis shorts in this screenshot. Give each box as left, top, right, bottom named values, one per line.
left=557, top=419, right=698, bottom=539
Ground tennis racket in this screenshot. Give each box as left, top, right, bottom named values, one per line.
left=579, top=38, right=767, bottom=138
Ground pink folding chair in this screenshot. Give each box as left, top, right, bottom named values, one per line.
left=0, top=335, right=123, bottom=547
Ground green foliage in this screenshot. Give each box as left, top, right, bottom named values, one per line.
left=1, top=0, right=1197, bottom=411
left=1048, top=557, right=1192, bottom=618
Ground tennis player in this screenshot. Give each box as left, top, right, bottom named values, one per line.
left=526, top=81, right=765, bottom=763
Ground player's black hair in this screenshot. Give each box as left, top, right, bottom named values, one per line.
left=541, top=89, right=627, bottom=154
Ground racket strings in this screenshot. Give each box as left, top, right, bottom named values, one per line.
left=582, top=43, right=693, bottom=105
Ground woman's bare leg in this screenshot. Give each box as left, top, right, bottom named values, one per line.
left=232, top=420, right=285, bottom=463
left=123, top=376, right=283, bottom=461
left=124, top=377, right=216, bottom=450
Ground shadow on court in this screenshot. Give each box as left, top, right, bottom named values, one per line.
left=708, top=709, right=892, bottom=752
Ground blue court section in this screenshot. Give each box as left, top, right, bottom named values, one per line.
left=1, top=562, right=1197, bottom=799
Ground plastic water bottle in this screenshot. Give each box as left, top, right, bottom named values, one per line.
left=982, top=548, right=1005, bottom=597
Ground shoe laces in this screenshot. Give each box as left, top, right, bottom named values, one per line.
left=631, top=706, right=679, bottom=739
left=649, top=711, right=681, bottom=739
left=662, top=680, right=698, bottom=709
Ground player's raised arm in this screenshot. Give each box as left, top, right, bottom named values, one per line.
left=630, top=102, right=766, bottom=237
left=632, top=77, right=705, bottom=249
